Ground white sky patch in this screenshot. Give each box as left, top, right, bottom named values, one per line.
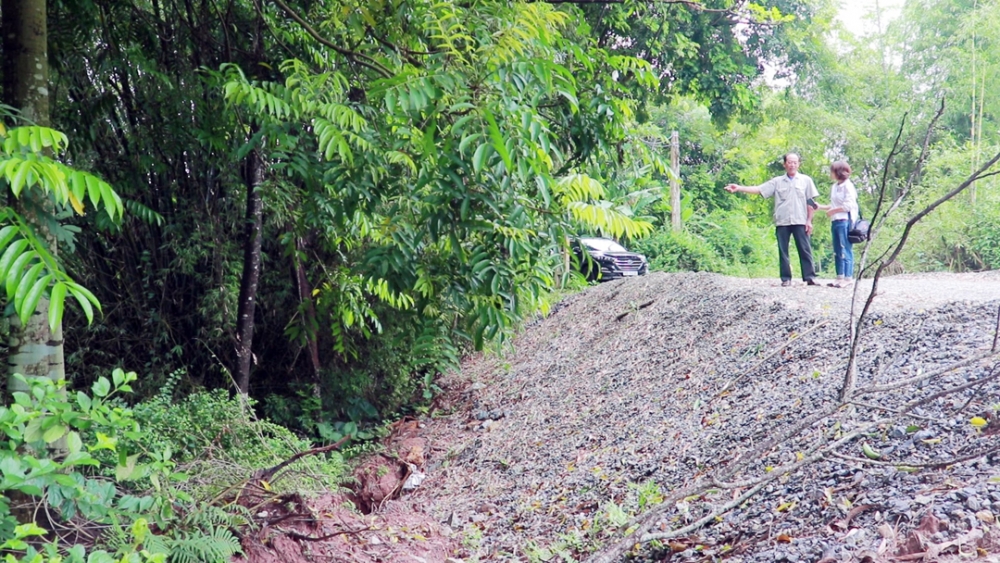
left=835, top=0, right=903, bottom=36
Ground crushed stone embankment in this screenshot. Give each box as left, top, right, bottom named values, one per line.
left=407, top=271, right=1000, bottom=562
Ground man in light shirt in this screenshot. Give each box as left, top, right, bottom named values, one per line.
left=724, top=153, right=820, bottom=287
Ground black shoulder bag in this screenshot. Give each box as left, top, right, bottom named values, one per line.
left=848, top=210, right=870, bottom=244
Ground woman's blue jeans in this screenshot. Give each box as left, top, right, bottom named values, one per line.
left=831, top=219, right=854, bottom=277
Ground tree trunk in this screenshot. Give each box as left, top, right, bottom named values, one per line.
left=292, top=238, right=323, bottom=412
left=2, top=0, right=63, bottom=391
left=2, top=0, right=49, bottom=127
left=2, top=0, right=63, bottom=525
left=234, top=148, right=264, bottom=394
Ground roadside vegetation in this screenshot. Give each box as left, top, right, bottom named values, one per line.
left=1, top=0, right=999, bottom=559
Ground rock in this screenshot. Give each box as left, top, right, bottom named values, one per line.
left=890, top=498, right=912, bottom=512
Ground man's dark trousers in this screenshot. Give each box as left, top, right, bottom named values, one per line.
left=775, top=225, right=817, bottom=282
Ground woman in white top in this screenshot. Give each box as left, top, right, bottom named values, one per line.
left=818, top=161, right=859, bottom=288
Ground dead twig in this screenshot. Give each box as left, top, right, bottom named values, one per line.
left=831, top=441, right=1000, bottom=470
left=715, top=319, right=829, bottom=398
left=856, top=350, right=1000, bottom=394
left=251, top=437, right=350, bottom=485
left=615, top=299, right=655, bottom=321
left=275, top=525, right=372, bottom=541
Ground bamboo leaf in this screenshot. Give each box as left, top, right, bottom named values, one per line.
left=458, top=132, right=481, bottom=155
left=484, top=109, right=512, bottom=171
left=15, top=263, right=46, bottom=317
left=21, top=274, right=53, bottom=328
left=67, top=284, right=95, bottom=324
left=472, top=143, right=490, bottom=173
left=4, top=249, right=35, bottom=299
left=48, top=282, right=67, bottom=331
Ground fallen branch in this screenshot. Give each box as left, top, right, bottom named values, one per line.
left=715, top=319, right=829, bottom=398
left=276, top=525, right=372, bottom=541
left=615, top=299, right=656, bottom=321
left=856, top=350, right=1000, bottom=394
left=251, top=437, right=350, bottom=485
left=830, top=441, right=1000, bottom=470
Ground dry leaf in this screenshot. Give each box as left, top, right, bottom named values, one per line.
left=405, top=445, right=425, bottom=465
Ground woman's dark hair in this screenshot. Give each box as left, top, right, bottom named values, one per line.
left=831, top=160, right=852, bottom=181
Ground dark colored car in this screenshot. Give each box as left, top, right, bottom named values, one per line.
left=573, top=237, right=649, bottom=281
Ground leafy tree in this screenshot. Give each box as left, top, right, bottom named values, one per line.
left=1, top=0, right=121, bottom=392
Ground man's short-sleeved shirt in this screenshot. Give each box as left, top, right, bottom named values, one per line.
left=757, top=173, right=819, bottom=226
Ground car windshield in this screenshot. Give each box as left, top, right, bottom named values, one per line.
left=582, top=238, right=627, bottom=252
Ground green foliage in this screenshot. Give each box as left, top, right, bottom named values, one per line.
left=0, top=370, right=178, bottom=562
left=970, top=207, right=1000, bottom=269
left=0, top=125, right=116, bottom=330
left=574, top=0, right=824, bottom=124
left=635, top=228, right=724, bottom=273
left=634, top=210, right=777, bottom=276
left=218, top=0, right=666, bottom=357
left=141, top=506, right=244, bottom=563
left=1, top=519, right=166, bottom=563
left=130, top=372, right=346, bottom=494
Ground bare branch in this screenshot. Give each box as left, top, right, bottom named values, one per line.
left=718, top=401, right=844, bottom=480
left=714, top=429, right=857, bottom=490
left=841, top=99, right=1000, bottom=401
left=831, top=442, right=1000, bottom=470
left=643, top=433, right=860, bottom=543
left=716, top=320, right=829, bottom=397
left=896, top=363, right=1000, bottom=416
left=994, top=305, right=1000, bottom=353
left=856, top=350, right=1000, bottom=395
left=271, top=0, right=393, bottom=78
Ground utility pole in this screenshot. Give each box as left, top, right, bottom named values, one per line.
left=670, top=130, right=681, bottom=231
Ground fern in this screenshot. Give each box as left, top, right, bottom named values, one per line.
left=143, top=505, right=248, bottom=563
left=145, top=528, right=241, bottom=563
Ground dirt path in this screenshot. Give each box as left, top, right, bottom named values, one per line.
left=726, top=270, right=1000, bottom=313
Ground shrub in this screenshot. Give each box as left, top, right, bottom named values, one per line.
left=634, top=210, right=776, bottom=276
left=969, top=206, right=1000, bottom=270
left=0, top=371, right=184, bottom=562
left=130, top=371, right=346, bottom=496
left=633, top=229, right=723, bottom=273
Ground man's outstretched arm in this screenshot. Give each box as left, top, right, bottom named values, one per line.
left=725, top=183, right=762, bottom=195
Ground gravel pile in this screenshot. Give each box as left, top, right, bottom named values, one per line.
left=406, top=271, right=1000, bottom=562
